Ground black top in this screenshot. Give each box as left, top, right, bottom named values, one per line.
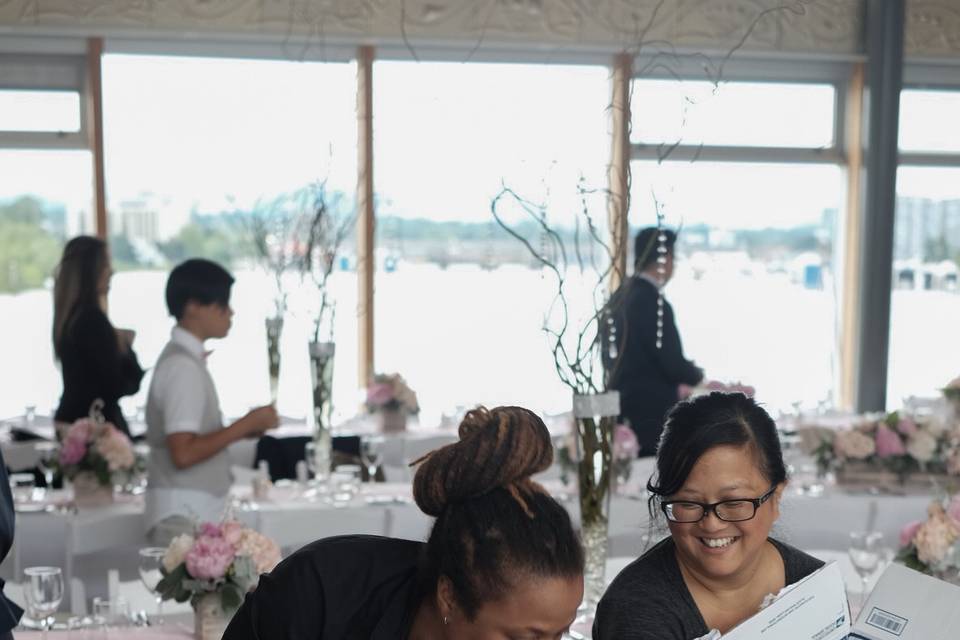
left=602, top=277, right=703, bottom=454
left=0, top=450, right=24, bottom=632
left=223, top=536, right=424, bottom=640
left=54, top=306, right=144, bottom=437
left=593, top=537, right=824, bottom=640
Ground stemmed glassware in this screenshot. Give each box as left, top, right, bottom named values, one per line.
left=138, top=547, right=167, bottom=624
left=35, top=442, right=59, bottom=494
left=848, top=531, right=884, bottom=608
left=24, top=566, right=63, bottom=639
left=360, top=435, right=384, bottom=483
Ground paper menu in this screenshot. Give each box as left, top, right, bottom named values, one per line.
left=719, top=562, right=851, bottom=640
left=848, top=562, right=960, bottom=640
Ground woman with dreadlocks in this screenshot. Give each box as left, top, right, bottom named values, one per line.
left=223, top=405, right=585, bottom=639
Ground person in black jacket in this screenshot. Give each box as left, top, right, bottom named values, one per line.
left=603, top=227, right=703, bottom=456
left=52, top=236, right=144, bottom=437
left=223, top=406, right=585, bottom=639
left=0, top=449, right=24, bottom=638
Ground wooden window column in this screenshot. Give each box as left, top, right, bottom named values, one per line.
left=608, top=52, right=631, bottom=291
left=85, top=37, right=107, bottom=239
left=356, top=46, right=375, bottom=388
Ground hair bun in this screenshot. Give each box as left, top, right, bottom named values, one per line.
left=412, top=406, right=553, bottom=517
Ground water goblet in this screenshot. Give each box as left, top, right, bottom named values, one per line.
left=24, top=566, right=64, bottom=639
left=138, top=547, right=167, bottom=624
left=10, top=472, right=36, bottom=505
left=848, top=531, right=884, bottom=607
left=360, top=435, right=384, bottom=482
left=35, top=442, right=59, bottom=492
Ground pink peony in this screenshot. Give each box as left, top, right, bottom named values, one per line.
left=366, top=382, right=394, bottom=408
left=613, top=424, right=640, bottom=460
left=198, top=522, right=223, bottom=538
left=185, top=534, right=236, bottom=580
left=896, top=417, right=918, bottom=437
left=59, top=436, right=87, bottom=466
left=94, top=426, right=135, bottom=471
left=874, top=424, right=906, bottom=458
left=900, top=520, right=923, bottom=548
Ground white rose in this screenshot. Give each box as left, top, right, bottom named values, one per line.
left=834, top=429, right=875, bottom=460
left=907, top=431, right=938, bottom=463
left=162, top=534, right=195, bottom=573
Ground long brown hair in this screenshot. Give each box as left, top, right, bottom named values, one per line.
left=53, top=236, right=109, bottom=359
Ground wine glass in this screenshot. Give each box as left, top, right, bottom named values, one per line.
left=138, top=547, right=166, bottom=624
left=24, top=566, right=63, bottom=639
left=360, top=435, right=384, bottom=483
left=35, top=442, right=59, bottom=493
left=848, top=531, right=883, bottom=607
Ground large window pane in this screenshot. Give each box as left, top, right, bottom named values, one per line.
left=0, top=150, right=92, bottom=418
left=102, top=54, right=357, bottom=421
left=0, top=90, right=81, bottom=132
left=899, top=90, right=960, bottom=153
left=631, top=80, right=835, bottom=148
left=630, top=161, right=844, bottom=413
left=374, top=61, right=610, bottom=417
left=888, top=167, right=960, bottom=405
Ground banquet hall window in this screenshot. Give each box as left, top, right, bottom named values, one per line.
left=373, top=61, right=610, bottom=419
left=627, top=161, right=844, bottom=416
left=101, top=54, right=358, bottom=422
left=0, top=149, right=93, bottom=418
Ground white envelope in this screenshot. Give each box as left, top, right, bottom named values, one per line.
left=719, top=562, right=851, bottom=640
left=849, top=562, right=960, bottom=640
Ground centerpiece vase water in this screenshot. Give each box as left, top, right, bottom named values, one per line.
left=308, top=340, right=336, bottom=478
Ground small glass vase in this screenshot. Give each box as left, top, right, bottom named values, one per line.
left=192, top=593, right=231, bottom=640
left=71, top=471, right=114, bottom=508
left=265, top=316, right=284, bottom=404
left=572, top=391, right=619, bottom=614
left=379, top=408, right=407, bottom=433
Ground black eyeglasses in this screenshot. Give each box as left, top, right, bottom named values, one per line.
left=660, top=486, right=778, bottom=523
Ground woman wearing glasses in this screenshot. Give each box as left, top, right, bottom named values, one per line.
left=593, top=392, right=822, bottom=639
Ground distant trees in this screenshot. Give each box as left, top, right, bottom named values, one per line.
left=0, top=196, right=62, bottom=293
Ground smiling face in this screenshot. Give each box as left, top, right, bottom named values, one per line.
left=666, top=444, right=783, bottom=582
left=441, top=573, right=583, bottom=640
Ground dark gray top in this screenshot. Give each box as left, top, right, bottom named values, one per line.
left=593, top=537, right=824, bottom=640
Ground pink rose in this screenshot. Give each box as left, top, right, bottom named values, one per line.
left=198, top=522, right=223, bottom=538
left=875, top=424, right=906, bottom=458
left=185, top=535, right=235, bottom=580
left=900, top=520, right=923, bottom=548
left=221, top=520, right=244, bottom=546
left=896, top=418, right=918, bottom=437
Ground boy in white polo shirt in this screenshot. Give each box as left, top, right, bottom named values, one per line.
left=145, top=259, right=277, bottom=544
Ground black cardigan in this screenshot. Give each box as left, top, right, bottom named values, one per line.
left=54, top=305, right=144, bottom=436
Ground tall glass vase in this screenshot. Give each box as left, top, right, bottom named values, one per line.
left=572, top=391, right=619, bottom=614
left=265, top=316, right=283, bottom=404
left=308, top=341, right=336, bottom=480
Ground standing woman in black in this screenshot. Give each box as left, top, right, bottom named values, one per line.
left=52, top=236, right=144, bottom=437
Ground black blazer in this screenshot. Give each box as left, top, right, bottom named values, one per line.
left=0, top=450, right=24, bottom=632
left=54, top=306, right=145, bottom=437
left=602, top=277, right=703, bottom=455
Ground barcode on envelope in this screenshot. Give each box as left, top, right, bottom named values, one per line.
left=865, top=608, right=907, bottom=636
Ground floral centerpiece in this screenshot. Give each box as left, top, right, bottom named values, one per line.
left=58, top=417, right=135, bottom=506
left=366, top=373, right=419, bottom=432
left=157, top=520, right=281, bottom=640
left=897, top=492, right=960, bottom=585
left=802, top=410, right=960, bottom=485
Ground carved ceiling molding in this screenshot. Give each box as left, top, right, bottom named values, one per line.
left=0, top=0, right=868, bottom=57
left=906, top=1, right=960, bottom=57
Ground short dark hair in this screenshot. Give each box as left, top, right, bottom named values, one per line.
left=634, top=227, right=677, bottom=272
left=646, top=392, right=787, bottom=519
left=165, top=259, right=235, bottom=320
left=413, top=406, right=584, bottom=619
